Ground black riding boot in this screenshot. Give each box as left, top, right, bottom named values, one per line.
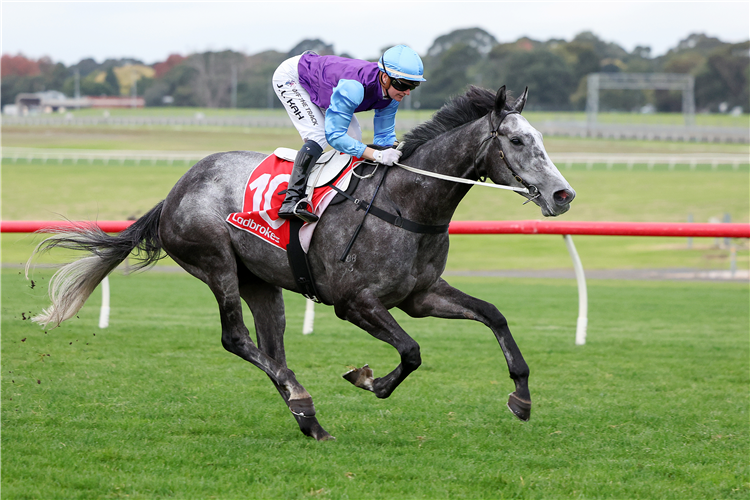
left=278, top=140, right=323, bottom=223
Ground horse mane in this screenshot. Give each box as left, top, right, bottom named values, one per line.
left=400, top=86, right=510, bottom=160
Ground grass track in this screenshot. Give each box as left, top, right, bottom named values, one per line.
left=2, top=269, right=748, bottom=499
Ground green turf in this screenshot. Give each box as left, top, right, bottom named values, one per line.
left=2, top=269, right=747, bottom=499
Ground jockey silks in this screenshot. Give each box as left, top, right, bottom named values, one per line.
left=297, top=53, right=392, bottom=112
left=273, top=53, right=399, bottom=158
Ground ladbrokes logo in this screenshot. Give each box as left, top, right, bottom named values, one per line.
left=229, top=213, right=282, bottom=244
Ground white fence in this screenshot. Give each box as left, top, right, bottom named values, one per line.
left=2, top=148, right=214, bottom=165
left=551, top=152, right=749, bottom=170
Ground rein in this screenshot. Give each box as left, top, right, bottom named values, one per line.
left=392, top=161, right=529, bottom=193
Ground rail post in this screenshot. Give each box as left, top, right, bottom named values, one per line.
left=303, top=298, right=315, bottom=335
left=563, top=235, right=588, bottom=345
left=98, top=276, right=110, bottom=328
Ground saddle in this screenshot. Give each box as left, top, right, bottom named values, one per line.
left=273, top=147, right=355, bottom=197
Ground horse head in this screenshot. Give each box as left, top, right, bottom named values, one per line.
left=485, top=86, right=575, bottom=217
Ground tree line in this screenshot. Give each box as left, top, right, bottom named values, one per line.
left=2, top=29, right=747, bottom=112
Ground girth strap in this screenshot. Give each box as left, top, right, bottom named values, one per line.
left=331, top=185, right=450, bottom=235
left=287, top=217, right=321, bottom=303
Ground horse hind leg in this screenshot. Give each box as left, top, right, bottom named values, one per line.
left=237, top=268, right=333, bottom=441
left=163, top=225, right=328, bottom=439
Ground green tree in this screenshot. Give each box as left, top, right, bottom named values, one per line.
left=161, top=63, right=199, bottom=106
left=287, top=39, right=334, bottom=57
left=185, top=50, right=247, bottom=107
left=144, top=80, right=170, bottom=106
left=427, top=27, right=497, bottom=58
left=695, top=42, right=749, bottom=111
left=104, top=67, right=120, bottom=95
left=39, top=59, right=69, bottom=90
left=571, top=31, right=629, bottom=60
left=419, top=43, right=482, bottom=109
left=654, top=33, right=745, bottom=112
left=502, top=50, right=575, bottom=109
left=1, top=75, right=46, bottom=106
left=237, top=50, right=286, bottom=108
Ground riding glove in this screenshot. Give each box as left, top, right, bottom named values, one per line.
left=373, top=148, right=402, bottom=166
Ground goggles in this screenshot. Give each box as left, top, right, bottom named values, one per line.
left=390, top=78, right=420, bottom=92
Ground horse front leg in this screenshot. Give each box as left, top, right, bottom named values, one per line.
left=399, top=278, right=532, bottom=421
left=336, top=292, right=422, bottom=399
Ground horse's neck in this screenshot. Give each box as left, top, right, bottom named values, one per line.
left=387, top=119, right=486, bottom=224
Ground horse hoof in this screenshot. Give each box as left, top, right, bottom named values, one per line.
left=342, top=364, right=374, bottom=391
left=507, top=392, right=531, bottom=421
left=297, top=417, right=335, bottom=441
left=289, top=396, right=316, bottom=417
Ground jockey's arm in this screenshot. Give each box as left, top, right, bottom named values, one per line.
left=325, top=80, right=395, bottom=161
left=373, top=100, right=399, bottom=147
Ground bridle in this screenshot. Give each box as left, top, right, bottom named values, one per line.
left=472, top=110, right=540, bottom=204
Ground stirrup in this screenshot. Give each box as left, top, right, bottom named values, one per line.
left=293, top=199, right=318, bottom=223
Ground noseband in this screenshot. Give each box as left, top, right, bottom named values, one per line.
left=473, top=111, right=540, bottom=204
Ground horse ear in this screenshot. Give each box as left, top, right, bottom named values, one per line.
left=515, top=87, right=528, bottom=113
left=495, top=86, right=507, bottom=112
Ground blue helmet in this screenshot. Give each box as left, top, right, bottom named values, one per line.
left=378, top=45, right=426, bottom=82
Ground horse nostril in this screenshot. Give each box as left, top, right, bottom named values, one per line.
left=553, top=189, right=575, bottom=206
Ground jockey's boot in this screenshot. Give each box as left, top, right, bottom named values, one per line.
left=278, top=140, right=323, bottom=223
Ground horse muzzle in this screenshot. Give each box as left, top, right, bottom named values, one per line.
left=535, top=186, right=575, bottom=217
left=554, top=188, right=575, bottom=207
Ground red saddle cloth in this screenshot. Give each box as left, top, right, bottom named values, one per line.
left=227, top=153, right=356, bottom=251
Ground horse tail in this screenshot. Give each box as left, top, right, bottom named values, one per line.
left=26, top=201, right=165, bottom=329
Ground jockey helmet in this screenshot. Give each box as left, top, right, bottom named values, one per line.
left=378, top=45, right=426, bottom=84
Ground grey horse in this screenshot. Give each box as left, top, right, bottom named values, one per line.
left=29, top=86, right=575, bottom=440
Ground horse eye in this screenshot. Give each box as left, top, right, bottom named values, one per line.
left=510, top=138, right=523, bottom=146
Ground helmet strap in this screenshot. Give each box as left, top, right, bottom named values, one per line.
left=380, top=72, right=392, bottom=91
left=379, top=53, right=396, bottom=89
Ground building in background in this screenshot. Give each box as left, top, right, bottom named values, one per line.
left=4, top=91, right=144, bottom=115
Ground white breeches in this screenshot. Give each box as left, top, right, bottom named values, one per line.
left=272, top=55, right=361, bottom=149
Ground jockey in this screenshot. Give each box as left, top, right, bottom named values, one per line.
left=272, top=44, right=426, bottom=223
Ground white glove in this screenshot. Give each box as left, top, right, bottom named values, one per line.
left=372, top=148, right=402, bottom=166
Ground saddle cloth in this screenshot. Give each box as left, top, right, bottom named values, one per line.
left=226, top=151, right=358, bottom=252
